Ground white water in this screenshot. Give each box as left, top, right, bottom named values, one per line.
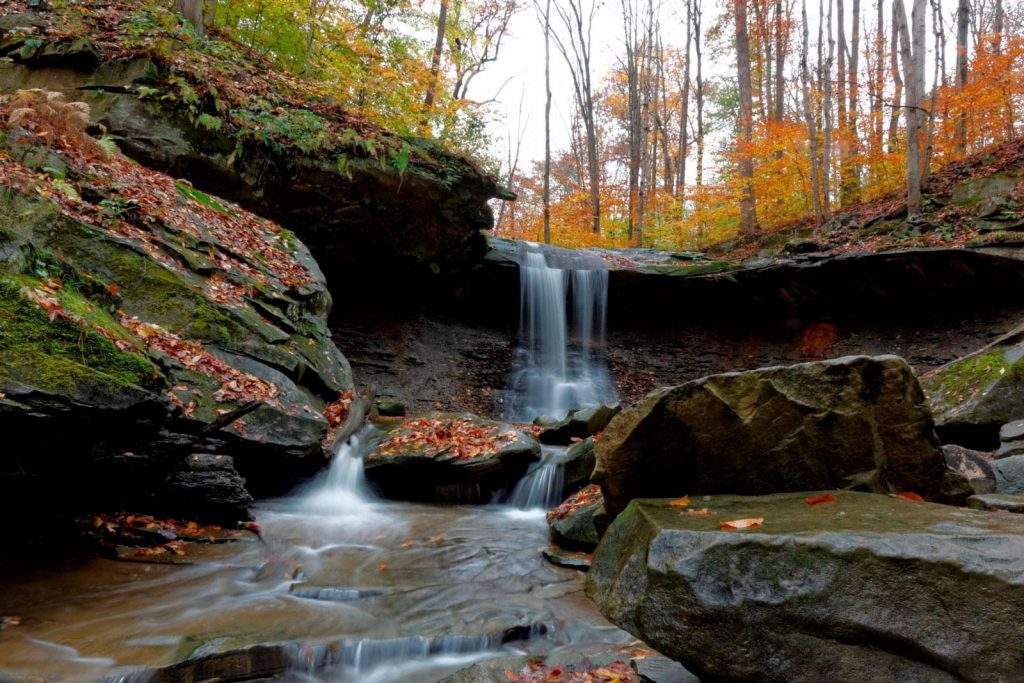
left=505, top=245, right=617, bottom=423
left=508, top=446, right=567, bottom=510
left=296, top=426, right=378, bottom=519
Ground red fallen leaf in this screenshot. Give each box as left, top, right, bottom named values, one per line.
left=896, top=492, right=925, bottom=502
left=242, top=521, right=262, bottom=537
left=720, top=517, right=764, bottom=531
left=668, top=496, right=691, bottom=508
left=805, top=493, right=838, bottom=506
left=106, top=282, right=121, bottom=296
left=377, top=561, right=389, bottom=572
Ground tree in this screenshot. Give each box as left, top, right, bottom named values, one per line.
left=423, top=0, right=451, bottom=117
left=895, top=0, right=926, bottom=214
left=956, top=0, right=970, bottom=153
left=735, top=0, right=759, bottom=235
left=174, top=0, right=205, bottom=35
left=553, top=0, right=602, bottom=234
left=540, top=0, right=553, bottom=243
left=801, top=0, right=825, bottom=226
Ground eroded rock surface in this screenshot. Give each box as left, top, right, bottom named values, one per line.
left=587, top=492, right=1024, bottom=681
left=594, top=355, right=959, bottom=517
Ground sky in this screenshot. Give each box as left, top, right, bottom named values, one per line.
left=463, top=0, right=984, bottom=179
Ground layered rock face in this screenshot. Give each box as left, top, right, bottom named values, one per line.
left=594, top=355, right=957, bottom=517
left=0, top=7, right=507, bottom=292
left=0, top=95, right=350, bottom=525
left=587, top=492, right=1024, bottom=681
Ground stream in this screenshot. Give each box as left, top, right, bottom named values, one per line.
left=0, top=243, right=632, bottom=682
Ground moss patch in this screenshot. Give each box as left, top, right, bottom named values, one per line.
left=0, top=278, right=161, bottom=395
left=923, top=349, right=1014, bottom=413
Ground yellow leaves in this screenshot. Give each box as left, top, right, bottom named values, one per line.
left=668, top=495, right=691, bottom=508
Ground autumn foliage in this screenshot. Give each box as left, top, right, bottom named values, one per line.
left=377, top=417, right=518, bottom=460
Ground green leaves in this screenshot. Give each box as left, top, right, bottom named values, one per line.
left=391, top=142, right=411, bottom=174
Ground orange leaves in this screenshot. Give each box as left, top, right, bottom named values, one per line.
left=548, top=484, right=602, bottom=523
left=720, top=518, right=765, bottom=531
left=323, top=390, right=355, bottom=428
left=505, top=659, right=638, bottom=682
left=668, top=495, right=691, bottom=508
left=896, top=492, right=925, bottom=502
left=804, top=493, right=837, bottom=506
left=120, top=315, right=279, bottom=405
left=377, top=418, right=516, bottom=461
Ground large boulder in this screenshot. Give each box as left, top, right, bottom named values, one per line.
left=594, top=355, right=958, bottom=517
left=587, top=492, right=1024, bottom=681
left=0, top=97, right=351, bottom=529
left=942, top=445, right=996, bottom=494
left=922, top=324, right=1024, bottom=448
left=547, top=484, right=605, bottom=550
left=363, top=414, right=540, bottom=503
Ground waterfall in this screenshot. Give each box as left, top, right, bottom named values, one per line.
left=507, top=447, right=567, bottom=509
left=298, top=426, right=375, bottom=516
left=505, top=244, right=617, bottom=423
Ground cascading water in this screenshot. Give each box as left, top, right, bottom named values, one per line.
left=505, top=243, right=617, bottom=422
left=504, top=243, right=617, bottom=510
left=298, top=425, right=376, bottom=517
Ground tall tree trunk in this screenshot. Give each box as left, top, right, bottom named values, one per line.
left=693, top=0, right=704, bottom=193
left=994, top=0, right=1003, bottom=53
left=676, top=0, right=692, bottom=197
left=956, top=0, right=970, bottom=154
left=802, top=0, right=825, bottom=226
left=846, top=0, right=860, bottom=201
left=735, top=0, right=759, bottom=235
left=174, top=0, right=205, bottom=35
left=887, top=0, right=904, bottom=151
left=423, top=0, right=450, bottom=114
left=823, top=0, right=835, bottom=212
left=543, top=0, right=552, bottom=244
left=896, top=0, right=925, bottom=215
left=774, top=0, right=785, bottom=120
left=836, top=0, right=848, bottom=205
left=871, top=0, right=885, bottom=156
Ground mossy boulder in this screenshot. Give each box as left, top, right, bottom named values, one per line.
left=922, top=324, right=1024, bottom=448
left=0, top=112, right=351, bottom=526
left=363, top=413, right=540, bottom=503
left=594, top=355, right=961, bottom=518
left=587, top=492, right=1024, bottom=681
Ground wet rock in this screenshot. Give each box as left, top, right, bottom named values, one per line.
left=541, top=546, right=591, bottom=570
left=375, top=397, right=407, bottom=417
left=923, top=324, right=1024, bottom=449
left=595, top=355, right=959, bottom=517
left=163, top=454, right=253, bottom=523
left=996, top=419, right=1024, bottom=459
left=968, top=493, right=1024, bottom=513
left=587, top=492, right=1024, bottom=681
left=363, top=413, right=540, bottom=503
left=942, top=445, right=996, bottom=494
left=993, top=455, right=1024, bottom=494
left=538, top=404, right=621, bottom=445
left=781, top=237, right=825, bottom=254
left=548, top=485, right=605, bottom=551
left=563, top=436, right=597, bottom=495
left=289, top=585, right=386, bottom=602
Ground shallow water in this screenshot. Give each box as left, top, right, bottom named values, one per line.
left=0, top=497, right=629, bottom=681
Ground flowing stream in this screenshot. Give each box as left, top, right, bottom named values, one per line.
left=0, top=242, right=628, bottom=682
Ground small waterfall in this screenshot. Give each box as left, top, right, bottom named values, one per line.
left=505, top=244, right=617, bottom=423
left=508, top=447, right=566, bottom=509
left=298, top=426, right=375, bottom=515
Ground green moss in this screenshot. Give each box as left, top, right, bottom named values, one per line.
left=923, top=349, right=1013, bottom=411
left=651, top=260, right=735, bottom=277
left=175, top=181, right=230, bottom=214
left=0, top=278, right=161, bottom=395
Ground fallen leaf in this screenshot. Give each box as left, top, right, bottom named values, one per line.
left=377, top=560, right=389, bottom=572
left=804, top=493, right=837, bottom=506
left=720, top=517, right=764, bottom=531
left=1, top=616, right=21, bottom=629
left=668, top=495, right=691, bottom=508
left=896, top=492, right=925, bottom=502
left=682, top=507, right=712, bottom=516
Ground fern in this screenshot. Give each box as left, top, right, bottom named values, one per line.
left=96, top=136, right=120, bottom=157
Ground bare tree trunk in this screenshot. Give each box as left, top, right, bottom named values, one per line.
left=888, top=0, right=904, bottom=150
left=956, top=0, right=970, bottom=154
left=896, top=0, right=925, bottom=215
left=847, top=0, right=860, bottom=201
left=871, top=0, right=884, bottom=155
left=174, top=0, right=205, bottom=35
left=994, top=0, right=1003, bottom=53
left=693, top=0, right=704, bottom=192
left=823, top=0, right=835, bottom=212
left=676, top=0, right=692, bottom=197
left=802, top=0, right=825, bottom=226
left=923, top=0, right=945, bottom=180
left=423, top=0, right=450, bottom=113
left=622, top=0, right=642, bottom=239
left=774, top=0, right=786, bottom=120
left=836, top=0, right=848, bottom=204
left=736, top=0, right=759, bottom=235
left=543, top=0, right=552, bottom=243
